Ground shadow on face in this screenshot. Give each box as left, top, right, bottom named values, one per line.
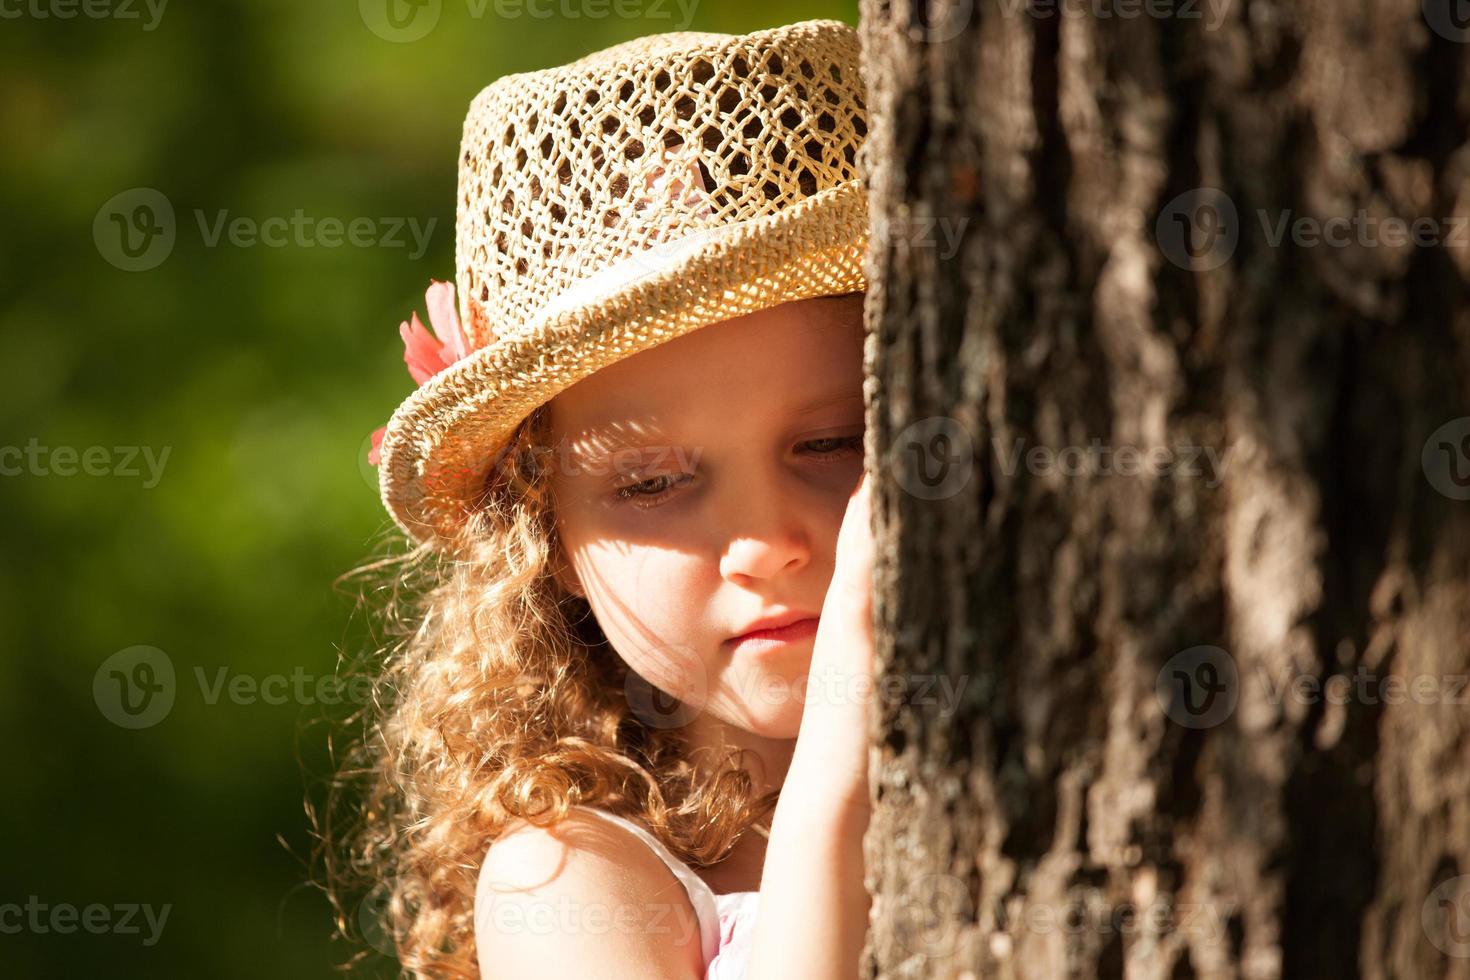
left=543, top=293, right=865, bottom=736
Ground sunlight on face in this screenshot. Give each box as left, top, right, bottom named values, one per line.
left=548, top=294, right=865, bottom=739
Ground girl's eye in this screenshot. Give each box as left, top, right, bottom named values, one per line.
left=799, top=435, right=863, bottom=458
left=613, top=473, right=693, bottom=506
left=611, top=437, right=861, bottom=508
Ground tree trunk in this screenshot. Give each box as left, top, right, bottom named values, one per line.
left=857, top=1, right=1470, bottom=977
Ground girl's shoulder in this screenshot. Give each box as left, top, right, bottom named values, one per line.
left=473, top=805, right=712, bottom=978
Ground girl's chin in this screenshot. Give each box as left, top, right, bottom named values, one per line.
left=723, top=699, right=807, bottom=740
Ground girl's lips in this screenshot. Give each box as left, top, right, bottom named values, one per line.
left=727, top=617, right=820, bottom=651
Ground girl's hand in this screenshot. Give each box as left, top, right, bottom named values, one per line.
left=826, top=470, right=874, bottom=661
left=748, top=471, right=876, bottom=980
left=797, top=470, right=876, bottom=812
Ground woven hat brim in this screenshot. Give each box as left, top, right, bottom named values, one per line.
left=377, top=178, right=868, bottom=547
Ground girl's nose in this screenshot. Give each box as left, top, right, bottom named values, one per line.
left=717, top=492, right=812, bottom=585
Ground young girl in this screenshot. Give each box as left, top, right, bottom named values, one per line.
left=329, top=19, right=876, bottom=980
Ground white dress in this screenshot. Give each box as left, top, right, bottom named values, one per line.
left=474, top=804, right=760, bottom=980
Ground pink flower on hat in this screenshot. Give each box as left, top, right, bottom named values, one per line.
left=368, top=279, right=471, bottom=466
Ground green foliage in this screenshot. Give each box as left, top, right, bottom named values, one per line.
left=0, top=0, right=857, bottom=975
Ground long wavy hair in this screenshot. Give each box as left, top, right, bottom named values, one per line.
left=314, top=402, right=778, bottom=978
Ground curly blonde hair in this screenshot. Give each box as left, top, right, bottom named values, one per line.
left=314, top=401, right=778, bottom=978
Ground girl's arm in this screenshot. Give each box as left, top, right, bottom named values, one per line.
left=746, top=474, right=875, bottom=980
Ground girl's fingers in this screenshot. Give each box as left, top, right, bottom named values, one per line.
left=832, top=472, right=874, bottom=615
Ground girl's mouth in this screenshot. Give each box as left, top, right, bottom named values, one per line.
left=726, top=617, right=820, bottom=652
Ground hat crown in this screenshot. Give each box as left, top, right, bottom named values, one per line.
left=454, top=19, right=868, bottom=348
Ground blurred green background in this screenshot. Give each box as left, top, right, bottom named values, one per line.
left=0, top=0, right=856, bottom=975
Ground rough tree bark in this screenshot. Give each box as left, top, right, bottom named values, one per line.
left=857, top=1, right=1470, bottom=977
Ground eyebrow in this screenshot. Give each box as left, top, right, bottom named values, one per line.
left=789, top=390, right=864, bottom=416
left=563, top=390, right=863, bottom=467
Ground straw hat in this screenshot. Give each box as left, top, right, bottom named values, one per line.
left=375, top=18, right=870, bottom=547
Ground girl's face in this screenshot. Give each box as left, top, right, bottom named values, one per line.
left=547, top=294, right=865, bottom=739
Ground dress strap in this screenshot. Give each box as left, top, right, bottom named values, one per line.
left=570, top=804, right=720, bottom=965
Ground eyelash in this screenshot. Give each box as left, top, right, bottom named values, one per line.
left=613, top=436, right=864, bottom=507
